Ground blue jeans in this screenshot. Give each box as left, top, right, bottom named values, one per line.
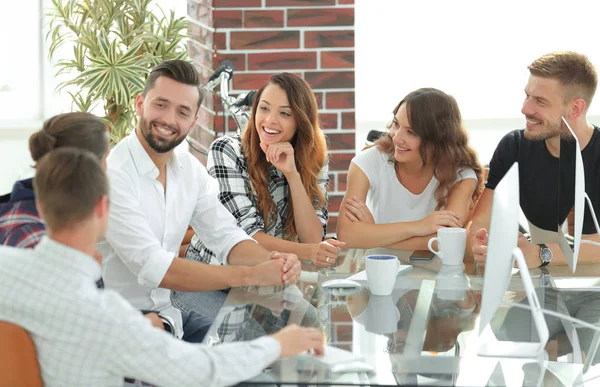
left=172, top=289, right=229, bottom=320
left=181, top=309, right=214, bottom=343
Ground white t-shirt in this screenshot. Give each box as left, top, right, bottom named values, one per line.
left=351, top=146, right=477, bottom=225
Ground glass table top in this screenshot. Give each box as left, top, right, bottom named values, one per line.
left=203, top=247, right=600, bottom=386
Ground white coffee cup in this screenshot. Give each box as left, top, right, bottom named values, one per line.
left=365, top=255, right=402, bottom=296
left=427, top=227, right=466, bottom=266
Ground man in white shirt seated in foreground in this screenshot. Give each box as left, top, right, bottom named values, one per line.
left=98, top=59, right=302, bottom=342
left=0, top=148, right=324, bottom=387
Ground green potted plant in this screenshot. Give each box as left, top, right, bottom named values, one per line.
left=46, top=0, right=189, bottom=144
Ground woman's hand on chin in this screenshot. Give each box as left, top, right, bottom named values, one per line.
left=260, top=142, right=297, bottom=176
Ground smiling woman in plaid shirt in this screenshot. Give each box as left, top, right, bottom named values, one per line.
left=175, top=74, right=343, bottom=314
left=187, top=73, right=343, bottom=266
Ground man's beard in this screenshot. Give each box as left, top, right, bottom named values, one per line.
left=140, top=117, right=186, bottom=153
left=524, top=115, right=573, bottom=141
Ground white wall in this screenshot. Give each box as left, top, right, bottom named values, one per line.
left=354, top=0, right=600, bottom=164
left=5, top=0, right=600, bottom=193
left=0, top=130, right=36, bottom=194
left=0, top=0, right=188, bottom=195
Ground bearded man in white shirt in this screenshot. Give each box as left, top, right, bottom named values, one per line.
left=97, top=60, right=302, bottom=342
left=0, top=148, right=324, bottom=387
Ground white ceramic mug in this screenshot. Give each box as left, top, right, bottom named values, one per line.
left=427, top=227, right=466, bottom=266
left=365, top=255, right=402, bottom=296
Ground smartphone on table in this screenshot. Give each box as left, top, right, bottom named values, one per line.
left=409, top=249, right=435, bottom=262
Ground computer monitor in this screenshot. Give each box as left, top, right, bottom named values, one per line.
left=558, top=117, right=585, bottom=273
left=526, top=117, right=585, bottom=273
left=478, top=162, right=549, bottom=358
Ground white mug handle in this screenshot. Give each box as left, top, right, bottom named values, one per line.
left=395, top=259, right=402, bottom=275
left=428, top=237, right=442, bottom=257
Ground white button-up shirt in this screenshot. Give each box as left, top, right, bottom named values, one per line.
left=97, top=131, right=253, bottom=337
left=0, top=237, right=280, bottom=387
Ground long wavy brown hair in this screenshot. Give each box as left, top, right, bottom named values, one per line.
left=374, top=88, right=484, bottom=210
left=242, top=73, right=328, bottom=240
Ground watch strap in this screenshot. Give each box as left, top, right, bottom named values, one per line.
left=538, top=243, right=551, bottom=267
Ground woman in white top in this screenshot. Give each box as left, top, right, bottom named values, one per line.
left=337, top=88, right=484, bottom=249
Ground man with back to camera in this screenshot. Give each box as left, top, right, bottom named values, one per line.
left=98, top=59, right=302, bottom=342
left=0, top=147, right=325, bottom=387
left=468, top=51, right=600, bottom=363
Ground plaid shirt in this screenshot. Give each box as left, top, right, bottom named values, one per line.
left=187, top=134, right=329, bottom=265
left=0, top=178, right=45, bottom=248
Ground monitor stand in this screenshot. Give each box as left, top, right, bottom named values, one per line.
left=478, top=248, right=550, bottom=358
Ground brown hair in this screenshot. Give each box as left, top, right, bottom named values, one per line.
left=241, top=73, right=328, bottom=240
left=374, top=88, right=484, bottom=209
left=29, top=112, right=108, bottom=165
left=528, top=51, right=598, bottom=110
left=143, top=59, right=204, bottom=112
left=33, top=148, right=108, bottom=232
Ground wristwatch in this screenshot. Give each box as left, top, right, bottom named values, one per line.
left=538, top=244, right=552, bottom=267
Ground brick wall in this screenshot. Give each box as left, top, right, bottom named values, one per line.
left=188, top=0, right=356, bottom=238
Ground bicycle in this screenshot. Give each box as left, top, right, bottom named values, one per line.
left=186, top=60, right=257, bottom=156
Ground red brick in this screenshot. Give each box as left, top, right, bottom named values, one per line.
left=214, top=0, right=261, bottom=7
left=200, top=85, right=215, bottom=111
left=190, top=147, right=208, bottom=165
left=331, top=306, right=353, bottom=323
left=339, top=0, right=354, bottom=3
left=214, top=32, right=227, bottom=50
left=213, top=94, right=223, bottom=114
left=267, top=0, right=335, bottom=5
left=190, top=24, right=214, bottom=48
left=247, top=51, right=316, bottom=71
left=328, top=193, right=344, bottom=212
left=191, top=120, right=216, bottom=148
left=195, top=64, right=214, bottom=84
left=319, top=113, right=338, bottom=129
left=314, top=92, right=324, bottom=109
left=198, top=105, right=215, bottom=125
left=244, top=10, right=284, bottom=28
left=338, top=172, right=347, bottom=191
left=326, top=132, right=355, bottom=151
left=327, top=216, right=338, bottom=234
left=231, top=31, right=300, bottom=50
left=329, top=152, right=354, bottom=171
left=232, top=72, right=302, bottom=91
left=228, top=116, right=244, bottom=132
left=328, top=173, right=336, bottom=190
left=214, top=114, right=243, bottom=134
left=189, top=2, right=212, bottom=26
left=335, top=324, right=353, bottom=342
left=326, top=91, right=354, bottom=109
left=305, top=30, right=354, bottom=48
left=215, top=53, right=246, bottom=72
left=305, top=71, right=354, bottom=89
left=214, top=114, right=227, bottom=132
left=321, top=51, right=354, bottom=69
left=342, top=112, right=355, bottom=129
left=288, top=8, right=354, bottom=27
left=187, top=42, right=214, bottom=70
left=213, top=10, right=243, bottom=28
